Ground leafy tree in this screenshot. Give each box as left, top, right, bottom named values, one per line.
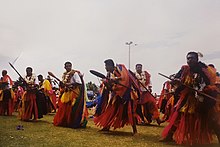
left=86, top=81, right=98, bottom=93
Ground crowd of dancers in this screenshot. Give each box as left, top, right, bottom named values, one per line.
left=1, top=51, right=220, bottom=146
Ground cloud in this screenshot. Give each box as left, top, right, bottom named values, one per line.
left=203, top=51, right=220, bottom=60
left=141, top=39, right=180, bottom=49
left=168, top=32, right=187, bottom=40
left=140, top=32, right=186, bottom=49
left=0, top=55, right=11, bottom=62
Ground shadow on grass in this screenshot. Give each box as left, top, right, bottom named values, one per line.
left=132, top=133, right=180, bottom=146
left=35, top=119, right=51, bottom=124
left=98, top=130, right=134, bottom=136
left=21, top=119, right=51, bottom=124
left=137, top=123, right=164, bottom=128
left=190, top=144, right=219, bottom=147
left=136, top=133, right=218, bottom=147
left=47, top=113, right=56, bottom=116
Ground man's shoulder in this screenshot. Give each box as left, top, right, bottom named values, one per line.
left=116, top=64, right=127, bottom=72
left=180, top=65, right=190, bottom=71
left=181, top=65, right=189, bottom=68
left=144, top=71, right=151, bottom=76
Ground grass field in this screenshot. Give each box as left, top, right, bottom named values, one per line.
left=0, top=112, right=219, bottom=147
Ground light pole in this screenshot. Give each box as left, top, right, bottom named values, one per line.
left=125, top=41, right=133, bottom=69
left=125, top=41, right=137, bottom=69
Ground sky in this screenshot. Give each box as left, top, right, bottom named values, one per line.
left=0, top=0, right=220, bottom=94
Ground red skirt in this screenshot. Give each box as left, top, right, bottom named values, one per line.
left=53, top=101, right=73, bottom=127
left=139, top=92, right=160, bottom=119
left=94, top=97, right=133, bottom=130
left=21, top=92, right=38, bottom=121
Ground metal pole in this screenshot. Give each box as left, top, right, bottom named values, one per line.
left=126, top=41, right=133, bottom=69
left=128, top=44, right=130, bottom=69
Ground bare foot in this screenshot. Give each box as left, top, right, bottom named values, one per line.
left=132, top=132, right=140, bottom=137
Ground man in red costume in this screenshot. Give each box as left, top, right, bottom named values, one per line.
left=134, top=64, right=161, bottom=125
left=161, top=52, right=220, bottom=145
left=94, top=59, right=139, bottom=135
left=20, top=67, right=39, bottom=121
left=0, top=70, right=14, bottom=115
left=53, top=61, right=88, bottom=128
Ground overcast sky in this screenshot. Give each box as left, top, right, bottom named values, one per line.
left=0, top=0, right=220, bottom=94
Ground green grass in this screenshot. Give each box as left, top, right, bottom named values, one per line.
left=0, top=113, right=219, bottom=147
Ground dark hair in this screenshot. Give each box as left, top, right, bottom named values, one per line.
left=136, top=64, right=142, bottom=67
left=37, top=74, right=43, bottom=79
left=208, top=64, right=215, bottom=68
left=64, top=61, right=72, bottom=66
left=187, top=52, right=198, bottom=60
left=104, top=59, right=114, bottom=67
left=26, top=67, right=33, bottom=71
left=2, top=70, right=7, bottom=74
